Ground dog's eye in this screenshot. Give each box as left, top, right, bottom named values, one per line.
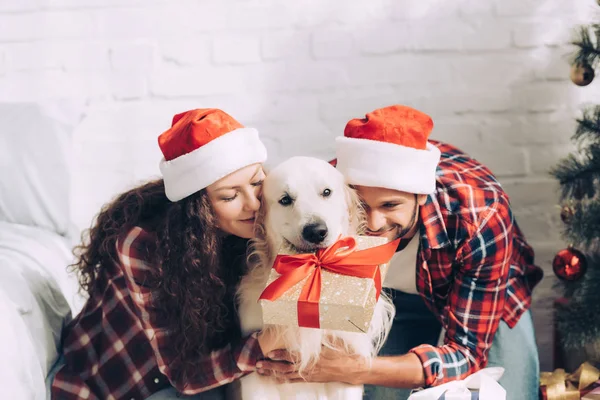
left=279, top=195, right=293, bottom=206
left=322, top=188, right=332, bottom=197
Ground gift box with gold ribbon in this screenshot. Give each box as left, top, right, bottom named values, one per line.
left=540, top=362, right=600, bottom=399
left=258, top=236, right=399, bottom=333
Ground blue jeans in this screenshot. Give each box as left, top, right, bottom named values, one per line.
left=364, top=290, right=540, bottom=400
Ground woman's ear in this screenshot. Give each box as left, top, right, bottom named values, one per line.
left=417, top=194, right=428, bottom=206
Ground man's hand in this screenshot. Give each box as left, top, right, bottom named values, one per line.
left=255, top=346, right=370, bottom=385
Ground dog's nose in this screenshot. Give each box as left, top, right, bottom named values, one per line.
left=302, top=222, right=328, bottom=244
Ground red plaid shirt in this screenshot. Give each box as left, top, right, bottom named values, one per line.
left=335, top=140, right=543, bottom=387
left=51, top=227, right=263, bottom=400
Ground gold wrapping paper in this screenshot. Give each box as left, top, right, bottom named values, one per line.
left=259, top=235, right=391, bottom=333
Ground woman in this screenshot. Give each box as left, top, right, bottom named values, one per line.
left=47, top=108, right=279, bottom=400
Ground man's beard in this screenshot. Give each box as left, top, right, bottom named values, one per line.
left=367, top=197, right=419, bottom=240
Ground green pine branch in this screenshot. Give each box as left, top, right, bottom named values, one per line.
left=573, top=106, right=600, bottom=144
left=563, top=200, right=600, bottom=246
left=556, top=258, right=600, bottom=349
left=550, top=146, right=600, bottom=201
left=572, top=24, right=600, bottom=68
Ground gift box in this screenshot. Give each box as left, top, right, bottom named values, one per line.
left=258, top=235, right=398, bottom=333
left=540, top=362, right=600, bottom=400
left=407, top=367, right=505, bottom=400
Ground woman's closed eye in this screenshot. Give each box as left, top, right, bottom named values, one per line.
left=251, top=179, right=264, bottom=187
left=221, top=193, right=238, bottom=202
left=382, top=202, right=400, bottom=209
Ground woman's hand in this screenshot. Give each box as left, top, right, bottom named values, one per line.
left=255, top=346, right=370, bottom=385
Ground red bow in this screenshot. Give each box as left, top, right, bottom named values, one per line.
left=259, top=236, right=400, bottom=329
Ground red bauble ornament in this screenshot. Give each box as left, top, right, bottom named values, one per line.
left=553, top=247, right=587, bottom=281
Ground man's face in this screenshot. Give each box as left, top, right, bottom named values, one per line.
left=354, top=185, right=427, bottom=242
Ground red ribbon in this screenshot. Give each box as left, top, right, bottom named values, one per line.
left=259, top=236, right=400, bottom=329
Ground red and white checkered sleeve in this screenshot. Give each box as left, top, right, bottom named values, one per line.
left=409, top=202, right=513, bottom=387
left=117, top=227, right=263, bottom=394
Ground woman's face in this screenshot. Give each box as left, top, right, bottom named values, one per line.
left=206, top=163, right=265, bottom=239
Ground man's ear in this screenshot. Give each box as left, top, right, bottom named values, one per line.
left=417, top=194, right=428, bottom=206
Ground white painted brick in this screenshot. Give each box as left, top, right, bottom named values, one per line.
left=494, top=0, right=585, bottom=17
left=237, top=61, right=348, bottom=92
left=158, top=35, right=210, bottom=66
left=110, top=71, right=147, bottom=100
left=44, top=0, right=167, bottom=8
left=527, top=143, right=576, bottom=175
left=410, top=19, right=511, bottom=51
left=502, top=179, right=561, bottom=208
left=515, top=82, right=579, bottom=112
left=258, top=120, right=334, bottom=165
left=4, top=41, right=110, bottom=71
left=231, top=62, right=286, bottom=93
left=512, top=209, right=563, bottom=242
left=449, top=53, right=535, bottom=86
left=311, top=28, right=354, bottom=59
left=225, top=3, right=295, bottom=30
left=268, top=94, right=320, bottom=122
left=149, top=65, right=244, bottom=97
left=92, top=8, right=160, bottom=38
left=74, top=137, right=130, bottom=167
left=0, top=70, right=113, bottom=101
left=212, top=34, right=261, bottom=65
left=354, top=25, right=411, bottom=55
left=0, top=14, right=42, bottom=41
left=513, top=20, right=572, bottom=48
left=478, top=113, right=577, bottom=146
left=428, top=117, right=483, bottom=157
left=330, top=0, right=392, bottom=25
left=0, top=49, right=5, bottom=76
left=70, top=166, right=136, bottom=232
left=287, top=0, right=337, bottom=28
left=458, top=0, right=494, bottom=16
left=345, top=55, right=453, bottom=86
left=414, top=85, right=514, bottom=115
left=529, top=47, right=573, bottom=80
left=261, top=31, right=310, bottom=60
left=471, top=144, right=528, bottom=177
left=281, top=61, right=349, bottom=91
left=389, top=0, right=457, bottom=20
left=40, top=11, right=97, bottom=39
left=92, top=6, right=212, bottom=38
left=318, top=86, right=402, bottom=123
left=109, top=42, right=155, bottom=72
left=0, top=0, right=41, bottom=12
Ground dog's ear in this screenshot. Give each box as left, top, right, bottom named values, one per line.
left=343, top=183, right=366, bottom=235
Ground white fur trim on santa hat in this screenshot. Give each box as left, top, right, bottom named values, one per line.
left=159, top=128, right=267, bottom=202
left=335, top=136, right=441, bottom=194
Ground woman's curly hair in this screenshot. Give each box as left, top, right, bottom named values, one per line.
left=69, top=179, right=248, bottom=385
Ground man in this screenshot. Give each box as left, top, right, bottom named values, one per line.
left=256, top=105, right=543, bottom=399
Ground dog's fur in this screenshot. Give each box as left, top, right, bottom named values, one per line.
left=229, top=157, right=395, bottom=400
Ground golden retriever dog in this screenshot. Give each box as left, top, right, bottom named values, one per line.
left=230, top=156, right=395, bottom=400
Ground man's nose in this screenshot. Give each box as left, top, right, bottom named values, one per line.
left=367, top=210, right=387, bottom=232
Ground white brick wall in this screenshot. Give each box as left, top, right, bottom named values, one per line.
left=1, top=0, right=597, bottom=370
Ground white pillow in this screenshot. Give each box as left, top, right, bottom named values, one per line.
left=0, top=101, right=85, bottom=236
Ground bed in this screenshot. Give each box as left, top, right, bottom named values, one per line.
left=0, top=101, right=86, bottom=399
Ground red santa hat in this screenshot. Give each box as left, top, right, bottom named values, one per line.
left=335, top=105, right=441, bottom=194
left=158, top=108, right=267, bottom=202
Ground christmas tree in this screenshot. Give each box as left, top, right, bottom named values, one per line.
left=551, top=20, right=600, bottom=363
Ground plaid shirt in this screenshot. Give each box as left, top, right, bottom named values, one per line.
left=51, top=227, right=262, bottom=400
left=334, top=140, right=543, bottom=388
